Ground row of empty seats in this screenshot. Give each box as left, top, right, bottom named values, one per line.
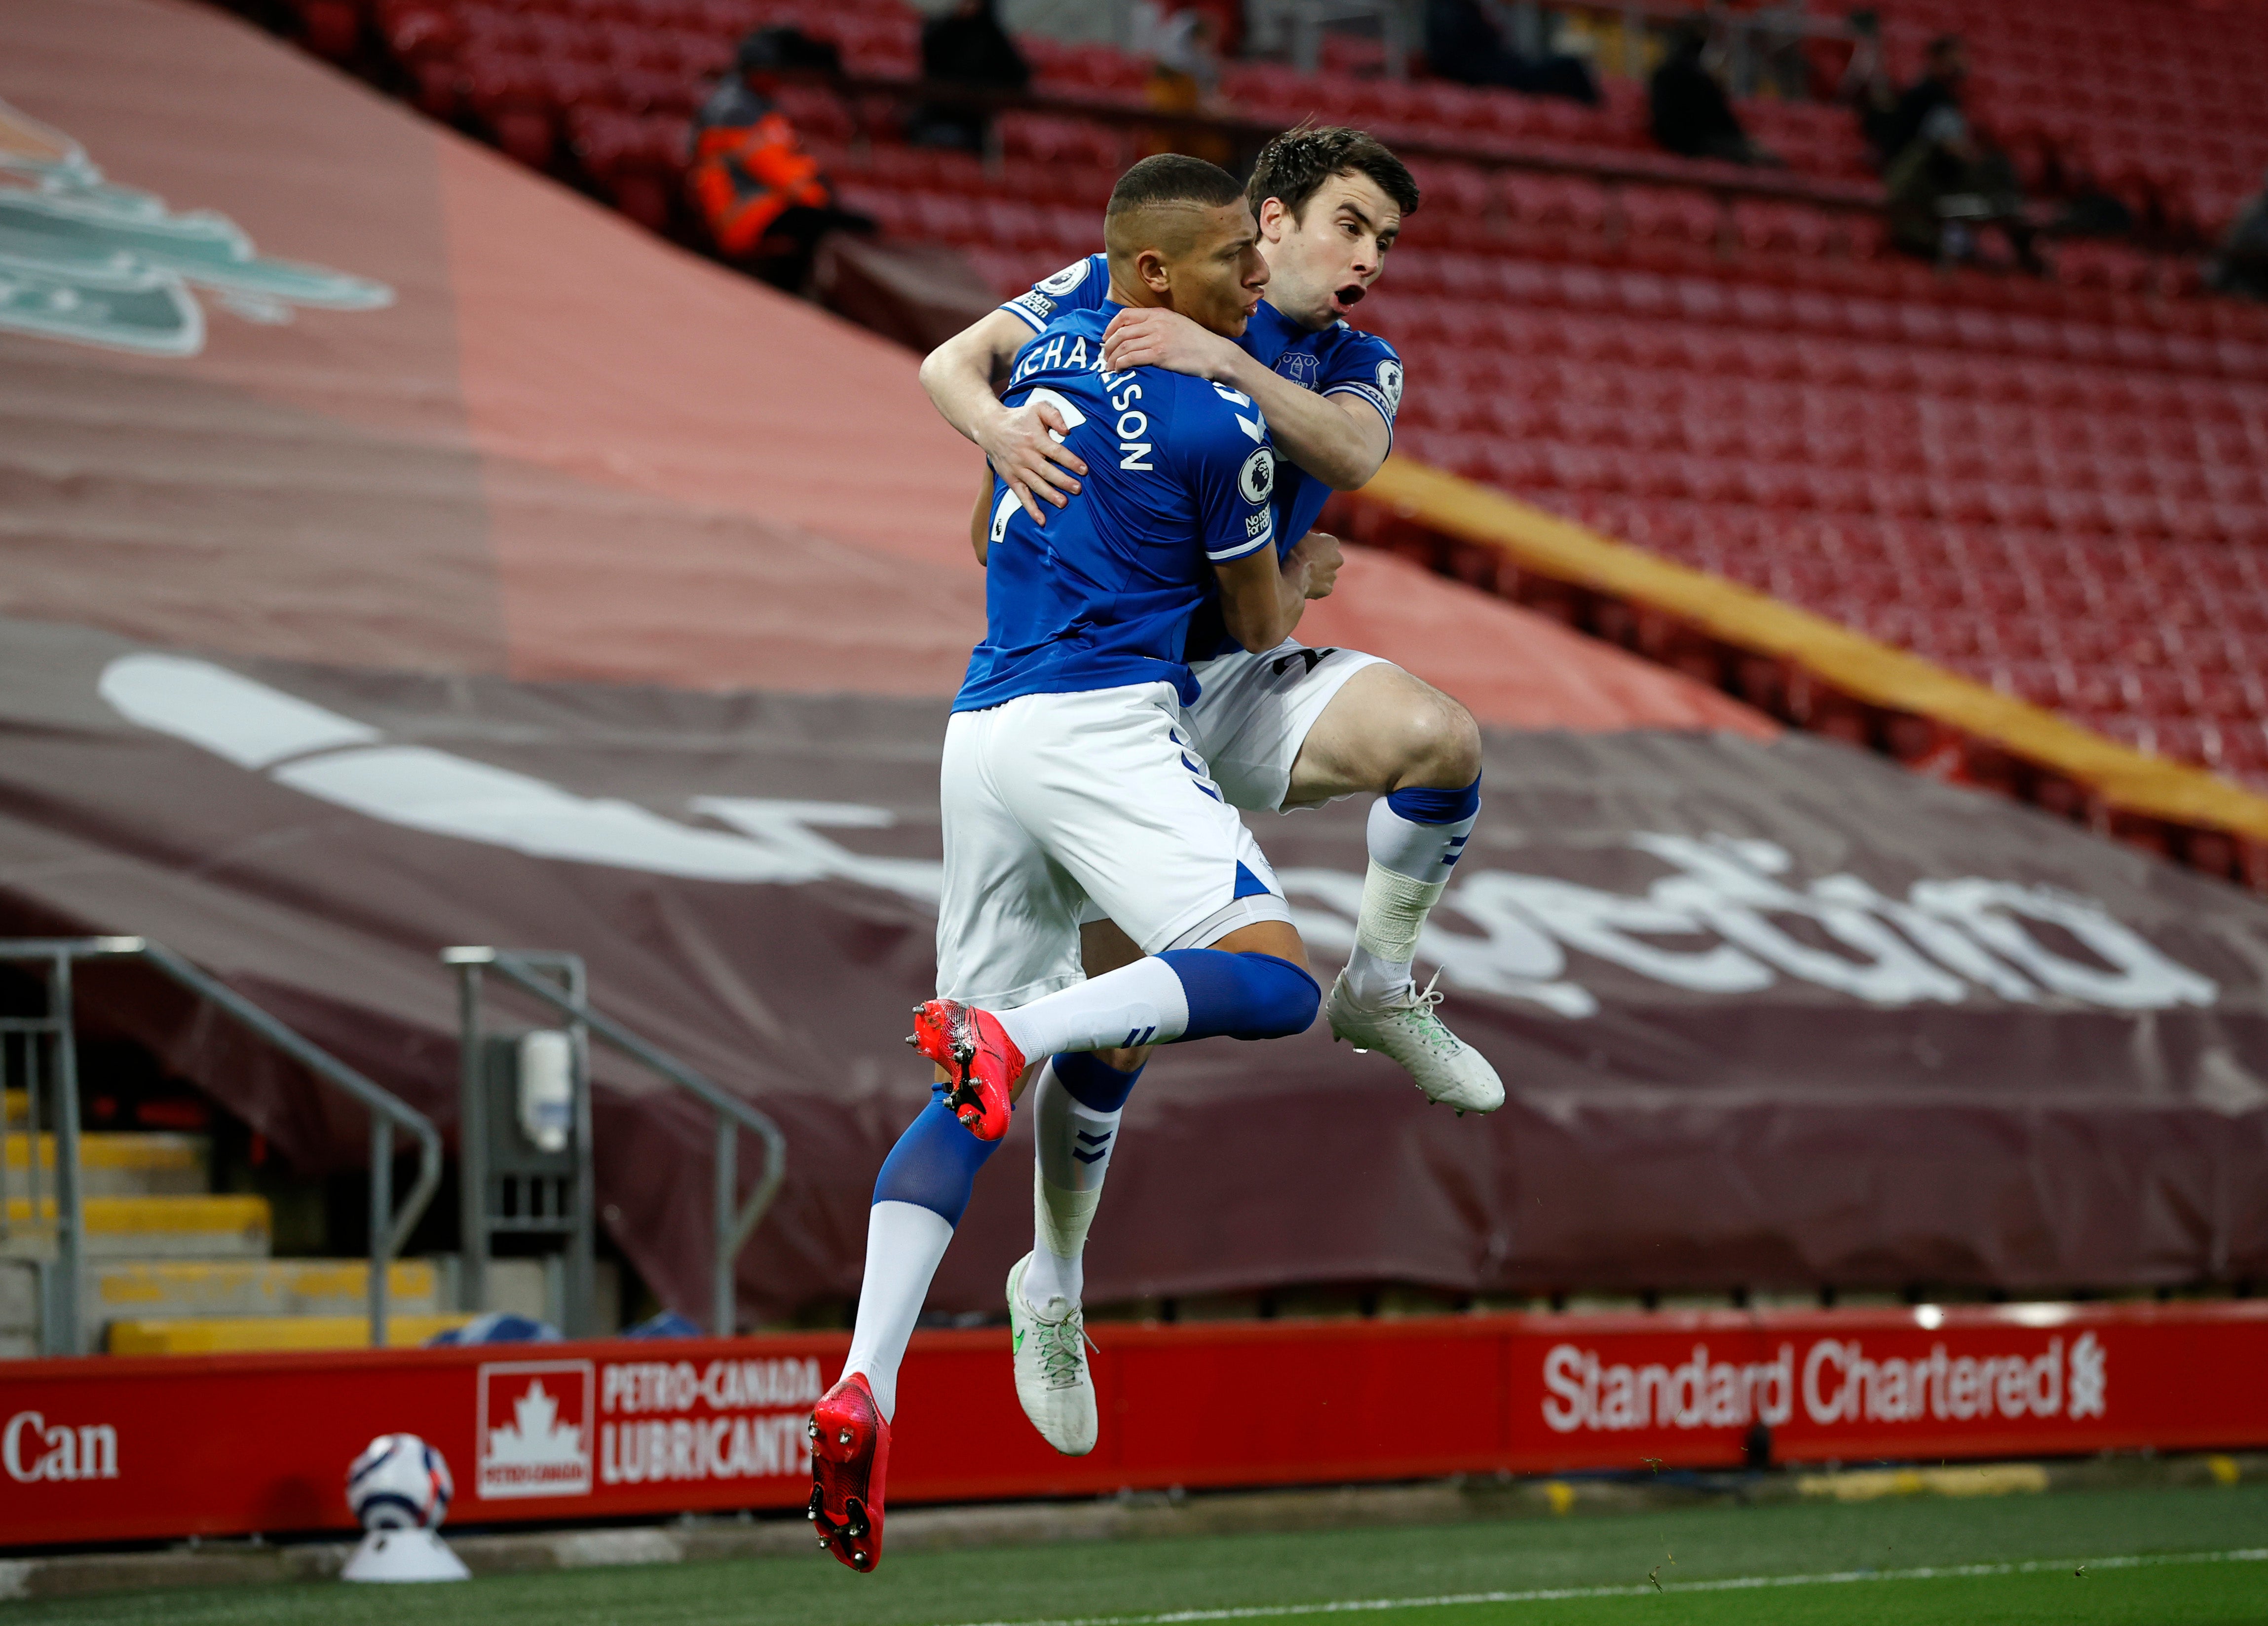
left=300, top=0, right=2268, bottom=792
left=1871, top=0, right=2268, bottom=237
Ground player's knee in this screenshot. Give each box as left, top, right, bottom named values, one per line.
left=1399, top=691, right=1482, bottom=789
left=1228, top=951, right=1320, bottom=1038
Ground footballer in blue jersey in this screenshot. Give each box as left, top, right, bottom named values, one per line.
left=815, top=158, right=1337, bottom=1575
left=956, top=301, right=1280, bottom=713
left=922, top=131, right=1505, bottom=1140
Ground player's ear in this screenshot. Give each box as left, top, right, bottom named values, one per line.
left=1257, top=196, right=1290, bottom=244
left=1134, top=246, right=1172, bottom=297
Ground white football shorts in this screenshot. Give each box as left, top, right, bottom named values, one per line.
left=1184, top=640, right=1387, bottom=812
left=935, top=682, right=1292, bottom=1006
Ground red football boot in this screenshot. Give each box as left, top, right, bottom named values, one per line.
left=807, top=1372, right=889, bottom=1573
left=907, top=998, right=1024, bottom=1142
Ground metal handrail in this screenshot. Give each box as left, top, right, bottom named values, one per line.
left=0, top=937, right=443, bottom=1354
left=442, top=948, right=788, bottom=1337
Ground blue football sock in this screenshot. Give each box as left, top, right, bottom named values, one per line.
left=995, top=948, right=1321, bottom=1057
left=1025, top=1052, right=1147, bottom=1307
left=1348, top=774, right=1482, bottom=1005
left=872, top=1088, right=1001, bottom=1225
left=1156, top=949, right=1319, bottom=1040
left=845, top=1085, right=1005, bottom=1421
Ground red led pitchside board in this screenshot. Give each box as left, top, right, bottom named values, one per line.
left=2, top=1302, right=2264, bottom=1548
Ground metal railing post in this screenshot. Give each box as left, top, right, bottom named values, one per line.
left=369, top=1114, right=393, bottom=1347
left=565, top=958, right=597, bottom=1339
left=23, top=1006, right=44, bottom=1260
left=453, top=951, right=787, bottom=1342
left=714, top=1116, right=736, bottom=1337
left=453, top=956, right=488, bottom=1317
left=46, top=956, right=82, bottom=1358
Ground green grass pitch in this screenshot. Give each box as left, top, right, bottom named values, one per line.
left=15, top=1483, right=2267, bottom=1626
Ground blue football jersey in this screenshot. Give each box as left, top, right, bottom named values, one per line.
left=955, top=303, right=1280, bottom=714
left=1002, top=254, right=1404, bottom=557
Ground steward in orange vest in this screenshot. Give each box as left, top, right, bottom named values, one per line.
left=690, top=31, right=844, bottom=281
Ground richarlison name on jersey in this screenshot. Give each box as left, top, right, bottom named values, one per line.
left=1009, top=329, right=1265, bottom=476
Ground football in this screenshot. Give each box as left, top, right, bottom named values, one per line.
left=345, top=1434, right=454, bottom=1531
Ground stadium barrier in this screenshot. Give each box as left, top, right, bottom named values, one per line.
left=2, top=1300, right=2262, bottom=1546
left=1327, top=460, right=2268, bottom=886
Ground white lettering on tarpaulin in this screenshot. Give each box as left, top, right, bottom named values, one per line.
left=478, top=1361, right=595, bottom=1499
left=1, top=1412, right=118, bottom=1482
left=1541, top=1345, right=1795, bottom=1434
left=1797, top=1334, right=2105, bottom=1426
left=97, top=657, right=2227, bottom=1019
left=594, top=1357, right=824, bottom=1485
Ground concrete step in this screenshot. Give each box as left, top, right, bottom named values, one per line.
left=107, top=1311, right=475, bottom=1354
left=87, top=1257, right=441, bottom=1333
left=4, top=1132, right=210, bottom=1196
left=2, top=1194, right=270, bottom=1258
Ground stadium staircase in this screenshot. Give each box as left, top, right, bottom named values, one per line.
left=0, top=1087, right=474, bottom=1355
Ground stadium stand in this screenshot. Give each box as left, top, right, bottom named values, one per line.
left=264, top=0, right=2268, bottom=838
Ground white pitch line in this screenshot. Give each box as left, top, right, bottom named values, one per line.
left=942, top=1546, right=2268, bottom=1626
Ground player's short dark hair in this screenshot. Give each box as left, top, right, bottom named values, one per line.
left=1248, top=124, right=1420, bottom=224
left=1106, top=154, right=1248, bottom=222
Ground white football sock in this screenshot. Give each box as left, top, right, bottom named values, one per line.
left=994, top=956, right=1189, bottom=1061
left=1022, top=1061, right=1123, bottom=1309
left=840, top=1200, right=953, bottom=1423
left=1344, top=796, right=1477, bottom=1007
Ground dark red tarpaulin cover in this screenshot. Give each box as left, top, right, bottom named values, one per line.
left=0, top=0, right=2264, bottom=1323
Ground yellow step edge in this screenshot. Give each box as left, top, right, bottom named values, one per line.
left=107, top=1313, right=475, bottom=1354
left=94, top=1259, right=438, bottom=1306
left=4, top=1134, right=204, bottom=1172
left=2, top=1090, right=23, bottom=1125
left=5, top=1195, right=269, bottom=1234
left=1364, top=455, right=2268, bottom=843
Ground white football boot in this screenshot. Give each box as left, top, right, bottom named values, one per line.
left=1006, top=1253, right=1097, bottom=1456
left=1325, top=970, right=1506, bottom=1115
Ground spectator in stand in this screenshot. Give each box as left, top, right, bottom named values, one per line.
left=907, top=0, right=1030, bottom=152
left=1876, top=35, right=2044, bottom=274
left=1649, top=19, right=1780, bottom=165
left=1136, top=0, right=1223, bottom=112
left=689, top=28, right=863, bottom=290
left=1424, top=0, right=1598, bottom=105
left=1134, top=0, right=1232, bottom=164
left=2206, top=174, right=2268, bottom=300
